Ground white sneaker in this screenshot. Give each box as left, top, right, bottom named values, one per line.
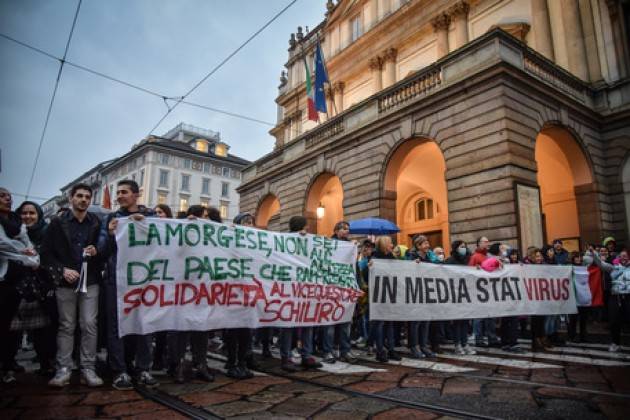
left=464, top=345, right=477, bottom=355
left=2, top=371, right=16, bottom=384
left=49, top=367, right=71, bottom=387
left=609, top=343, right=620, bottom=353
left=454, top=345, right=465, bottom=355
left=81, top=369, right=103, bottom=387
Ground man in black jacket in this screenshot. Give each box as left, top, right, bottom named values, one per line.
left=98, top=179, right=158, bottom=390
left=43, top=183, right=104, bottom=388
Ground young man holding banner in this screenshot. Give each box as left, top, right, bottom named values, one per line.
left=99, top=180, right=158, bottom=390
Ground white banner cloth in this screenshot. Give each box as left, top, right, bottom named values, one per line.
left=115, top=218, right=359, bottom=336
left=369, top=260, right=577, bottom=321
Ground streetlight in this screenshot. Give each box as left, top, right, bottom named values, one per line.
left=316, top=202, right=325, bottom=219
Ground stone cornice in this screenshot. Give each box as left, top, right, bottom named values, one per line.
left=382, top=48, right=398, bottom=62
left=448, top=1, right=470, bottom=18
left=431, top=13, right=451, bottom=31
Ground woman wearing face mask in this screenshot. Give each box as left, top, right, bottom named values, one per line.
left=12, top=201, right=57, bottom=376
left=445, top=241, right=476, bottom=355
left=406, top=235, right=439, bottom=358
left=592, top=248, right=630, bottom=352
left=528, top=249, right=553, bottom=351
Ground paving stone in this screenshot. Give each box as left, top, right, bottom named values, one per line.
left=270, top=395, right=331, bottom=417
left=209, top=400, right=272, bottom=417
left=102, top=399, right=166, bottom=416
left=400, top=374, right=444, bottom=389
left=20, top=405, right=97, bottom=419
left=565, top=368, right=607, bottom=384
left=572, top=382, right=612, bottom=392
left=218, top=381, right=270, bottom=396
left=373, top=407, right=438, bottom=420
left=313, top=374, right=361, bottom=387
left=121, top=408, right=189, bottom=420
left=298, top=390, right=348, bottom=403
left=330, top=396, right=395, bottom=414
left=80, top=390, right=142, bottom=405
left=15, top=394, right=83, bottom=407
left=180, top=391, right=241, bottom=406
left=530, top=371, right=567, bottom=385
left=313, top=409, right=368, bottom=420
left=248, top=391, right=294, bottom=404
left=230, top=413, right=304, bottom=420
left=346, top=381, right=397, bottom=394
left=597, top=402, right=630, bottom=420
left=441, top=378, right=481, bottom=396
left=486, top=387, right=536, bottom=405
left=288, top=370, right=330, bottom=379
left=268, top=382, right=322, bottom=394
left=535, top=387, right=589, bottom=399
left=242, top=376, right=292, bottom=386
left=366, top=371, right=406, bottom=382
left=160, top=380, right=231, bottom=395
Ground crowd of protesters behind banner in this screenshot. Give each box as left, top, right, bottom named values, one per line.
left=1, top=180, right=629, bottom=390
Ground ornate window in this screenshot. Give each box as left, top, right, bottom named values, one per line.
left=415, top=197, right=434, bottom=221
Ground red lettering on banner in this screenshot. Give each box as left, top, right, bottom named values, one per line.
left=141, top=285, right=159, bottom=306
left=159, top=284, right=174, bottom=307
left=123, top=288, right=142, bottom=314
left=550, top=279, right=561, bottom=300
left=181, top=283, right=198, bottom=305
left=525, top=279, right=534, bottom=300
left=561, top=278, right=569, bottom=300
left=539, top=278, right=550, bottom=300
left=270, top=281, right=289, bottom=297
left=196, top=283, right=210, bottom=305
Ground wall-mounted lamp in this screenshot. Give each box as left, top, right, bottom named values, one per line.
left=316, top=202, right=325, bottom=219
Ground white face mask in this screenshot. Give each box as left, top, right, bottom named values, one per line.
left=583, top=256, right=594, bottom=266
left=457, top=247, right=467, bottom=257
left=437, top=254, right=445, bottom=262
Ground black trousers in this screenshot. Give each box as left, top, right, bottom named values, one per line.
left=225, top=328, right=251, bottom=367
left=500, top=316, right=519, bottom=346
left=531, top=315, right=546, bottom=339
left=609, top=294, right=630, bottom=345
left=0, top=281, right=20, bottom=369
left=568, top=306, right=589, bottom=340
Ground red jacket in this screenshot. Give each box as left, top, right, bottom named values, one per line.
left=468, top=248, right=488, bottom=267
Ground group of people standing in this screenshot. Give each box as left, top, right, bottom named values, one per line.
left=1, top=179, right=630, bottom=391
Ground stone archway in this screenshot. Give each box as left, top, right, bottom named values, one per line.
left=256, top=194, right=280, bottom=230
left=535, top=125, right=598, bottom=248
left=304, top=172, right=344, bottom=235
left=382, top=138, right=449, bottom=250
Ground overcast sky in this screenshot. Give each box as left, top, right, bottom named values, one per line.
left=0, top=0, right=324, bottom=204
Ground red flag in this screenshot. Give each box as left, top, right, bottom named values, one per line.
left=102, top=184, right=111, bottom=209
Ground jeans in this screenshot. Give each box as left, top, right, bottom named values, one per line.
left=473, top=318, right=498, bottom=343
left=323, top=323, right=351, bottom=356
left=408, top=321, right=430, bottom=348
left=279, top=327, right=313, bottom=360
left=105, top=281, right=152, bottom=374
left=453, top=320, right=469, bottom=347
left=544, top=315, right=559, bottom=335
left=56, top=285, right=99, bottom=370
left=370, top=320, right=394, bottom=354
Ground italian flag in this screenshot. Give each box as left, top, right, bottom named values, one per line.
left=573, top=265, right=603, bottom=307
left=304, top=57, right=318, bottom=121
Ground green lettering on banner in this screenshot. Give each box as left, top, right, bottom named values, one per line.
left=217, top=226, right=233, bottom=248
left=185, top=256, right=255, bottom=280
left=146, top=223, right=161, bottom=246
left=245, top=230, right=257, bottom=249
left=127, top=259, right=172, bottom=285
left=258, top=231, right=272, bottom=257
left=165, top=223, right=183, bottom=246
left=202, top=224, right=217, bottom=246
left=234, top=228, right=247, bottom=248
left=128, top=224, right=145, bottom=247
left=184, top=223, right=201, bottom=246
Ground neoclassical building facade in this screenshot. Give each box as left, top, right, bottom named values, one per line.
left=238, top=0, right=630, bottom=253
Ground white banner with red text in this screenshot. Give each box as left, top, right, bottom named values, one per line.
left=369, top=260, right=577, bottom=321
left=115, top=218, right=360, bottom=336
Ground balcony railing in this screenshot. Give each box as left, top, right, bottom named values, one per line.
left=244, top=29, right=598, bottom=182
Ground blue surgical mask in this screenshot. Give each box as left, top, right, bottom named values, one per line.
left=457, top=247, right=467, bottom=257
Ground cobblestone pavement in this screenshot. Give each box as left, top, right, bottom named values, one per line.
left=2, top=337, right=629, bottom=419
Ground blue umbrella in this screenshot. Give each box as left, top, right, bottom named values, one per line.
left=349, top=217, right=400, bottom=235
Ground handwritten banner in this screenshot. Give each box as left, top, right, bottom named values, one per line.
left=369, top=260, right=577, bottom=321
left=115, top=218, right=360, bottom=336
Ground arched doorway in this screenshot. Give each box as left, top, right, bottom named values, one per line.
left=305, top=173, right=344, bottom=235
left=535, top=126, right=597, bottom=249
left=383, top=139, right=449, bottom=250
left=256, top=194, right=280, bottom=230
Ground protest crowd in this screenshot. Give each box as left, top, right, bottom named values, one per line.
left=1, top=180, right=629, bottom=391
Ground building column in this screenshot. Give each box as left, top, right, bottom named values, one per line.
left=449, top=1, right=469, bottom=50
left=333, top=82, right=345, bottom=114
left=606, top=0, right=629, bottom=78
left=560, top=0, right=590, bottom=81
left=382, top=48, right=397, bottom=88
left=369, top=56, right=383, bottom=94
left=531, top=0, right=555, bottom=60
left=432, top=13, right=451, bottom=59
